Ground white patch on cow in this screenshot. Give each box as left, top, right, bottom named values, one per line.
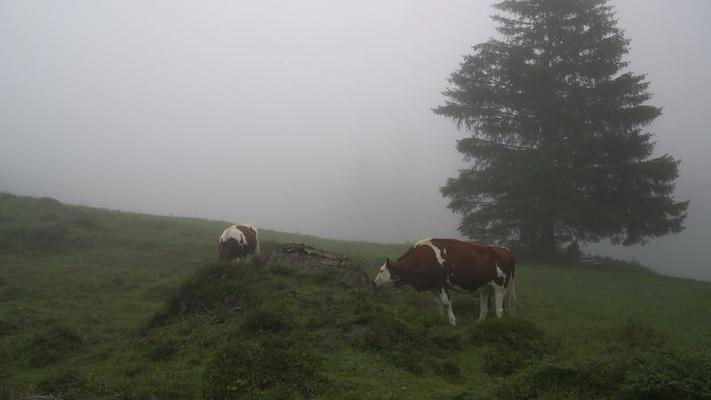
left=413, top=238, right=445, bottom=266
left=495, top=264, right=505, bottom=279
left=219, top=225, right=247, bottom=245
left=374, top=263, right=394, bottom=288
left=488, top=279, right=503, bottom=289
left=437, top=289, right=456, bottom=326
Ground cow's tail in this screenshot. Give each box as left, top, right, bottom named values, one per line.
left=505, top=276, right=517, bottom=315
left=504, top=261, right=516, bottom=316
left=254, top=226, right=261, bottom=255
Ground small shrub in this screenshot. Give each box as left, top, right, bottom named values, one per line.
left=622, top=351, right=711, bottom=399
left=202, top=337, right=324, bottom=399
left=351, top=313, right=422, bottom=352
left=429, top=329, right=464, bottom=351
left=606, top=319, right=665, bottom=351
left=480, top=345, right=528, bottom=376
left=349, top=312, right=456, bottom=375
left=469, top=317, right=551, bottom=375
left=145, top=262, right=257, bottom=331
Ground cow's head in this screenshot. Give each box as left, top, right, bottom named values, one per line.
left=374, top=258, right=401, bottom=288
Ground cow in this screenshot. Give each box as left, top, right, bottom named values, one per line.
left=373, top=238, right=516, bottom=325
left=217, top=224, right=261, bottom=261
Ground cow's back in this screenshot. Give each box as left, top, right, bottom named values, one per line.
left=469, top=242, right=515, bottom=286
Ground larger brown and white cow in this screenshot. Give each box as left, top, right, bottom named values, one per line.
left=374, top=238, right=516, bottom=325
left=217, top=224, right=261, bottom=261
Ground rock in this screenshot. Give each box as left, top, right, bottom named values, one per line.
left=253, top=243, right=372, bottom=289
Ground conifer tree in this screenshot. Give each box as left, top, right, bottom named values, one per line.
left=434, top=0, right=687, bottom=260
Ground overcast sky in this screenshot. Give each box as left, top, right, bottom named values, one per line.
left=1, top=1, right=709, bottom=280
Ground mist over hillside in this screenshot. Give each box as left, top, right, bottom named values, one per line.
left=1, top=0, right=709, bottom=280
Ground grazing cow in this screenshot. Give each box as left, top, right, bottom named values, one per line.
left=218, top=224, right=261, bottom=261
left=374, top=239, right=516, bottom=325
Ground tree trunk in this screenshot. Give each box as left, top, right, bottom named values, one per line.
left=537, top=220, right=557, bottom=263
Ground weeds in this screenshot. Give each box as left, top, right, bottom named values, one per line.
left=202, top=337, right=324, bottom=399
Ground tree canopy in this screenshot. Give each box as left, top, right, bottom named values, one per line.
left=434, top=0, right=688, bottom=260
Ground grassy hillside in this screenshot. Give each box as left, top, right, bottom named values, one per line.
left=1, top=193, right=710, bottom=399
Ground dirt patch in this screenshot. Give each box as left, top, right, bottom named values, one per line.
left=254, top=243, right=372, bottom=289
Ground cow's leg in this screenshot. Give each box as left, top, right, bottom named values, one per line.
left=434, top=294, right=446, bottom=317
left=493, top=285, right=505, bottom=318
left=438, top=289, right=456, bottom=326
left=478, top=287, right=490, bottom=321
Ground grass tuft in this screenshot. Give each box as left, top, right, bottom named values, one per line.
left=24, top=325, right=83, bottom=367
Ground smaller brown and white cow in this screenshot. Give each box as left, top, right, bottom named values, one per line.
left=374, top=238, right=516, bottom=325
left=217, top=224, right=261, bottom=261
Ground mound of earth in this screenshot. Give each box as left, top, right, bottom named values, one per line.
left=254, top=243, right=372, bottom=289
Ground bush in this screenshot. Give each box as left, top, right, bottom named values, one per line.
left=351, top=313, right=423, bottom=353
left=622, top=351, right=711, bottom=399
left=480, top=346, right=529, bottom=376
left=429, top=329, right=464, bottom=351
left=483, top=357, right=622, bottom=400
left=605, top=319, right=665, bottom=351
left=348, top=312, right=463, bottom=375
left=145, top=262, right=257, bottom=330
left=469, top=317, right=552, bottom=376
left=202, top=337, right=324, bottom=399
left=484, top=347, right=711, bottom=400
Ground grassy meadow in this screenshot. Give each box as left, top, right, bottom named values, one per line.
left=1, top=193, right=710, bottom=399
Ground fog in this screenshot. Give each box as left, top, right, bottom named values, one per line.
left=1, top=1, right=709, bottom=280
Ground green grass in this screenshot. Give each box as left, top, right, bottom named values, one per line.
left=1, top=192, right=710, bottom=399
